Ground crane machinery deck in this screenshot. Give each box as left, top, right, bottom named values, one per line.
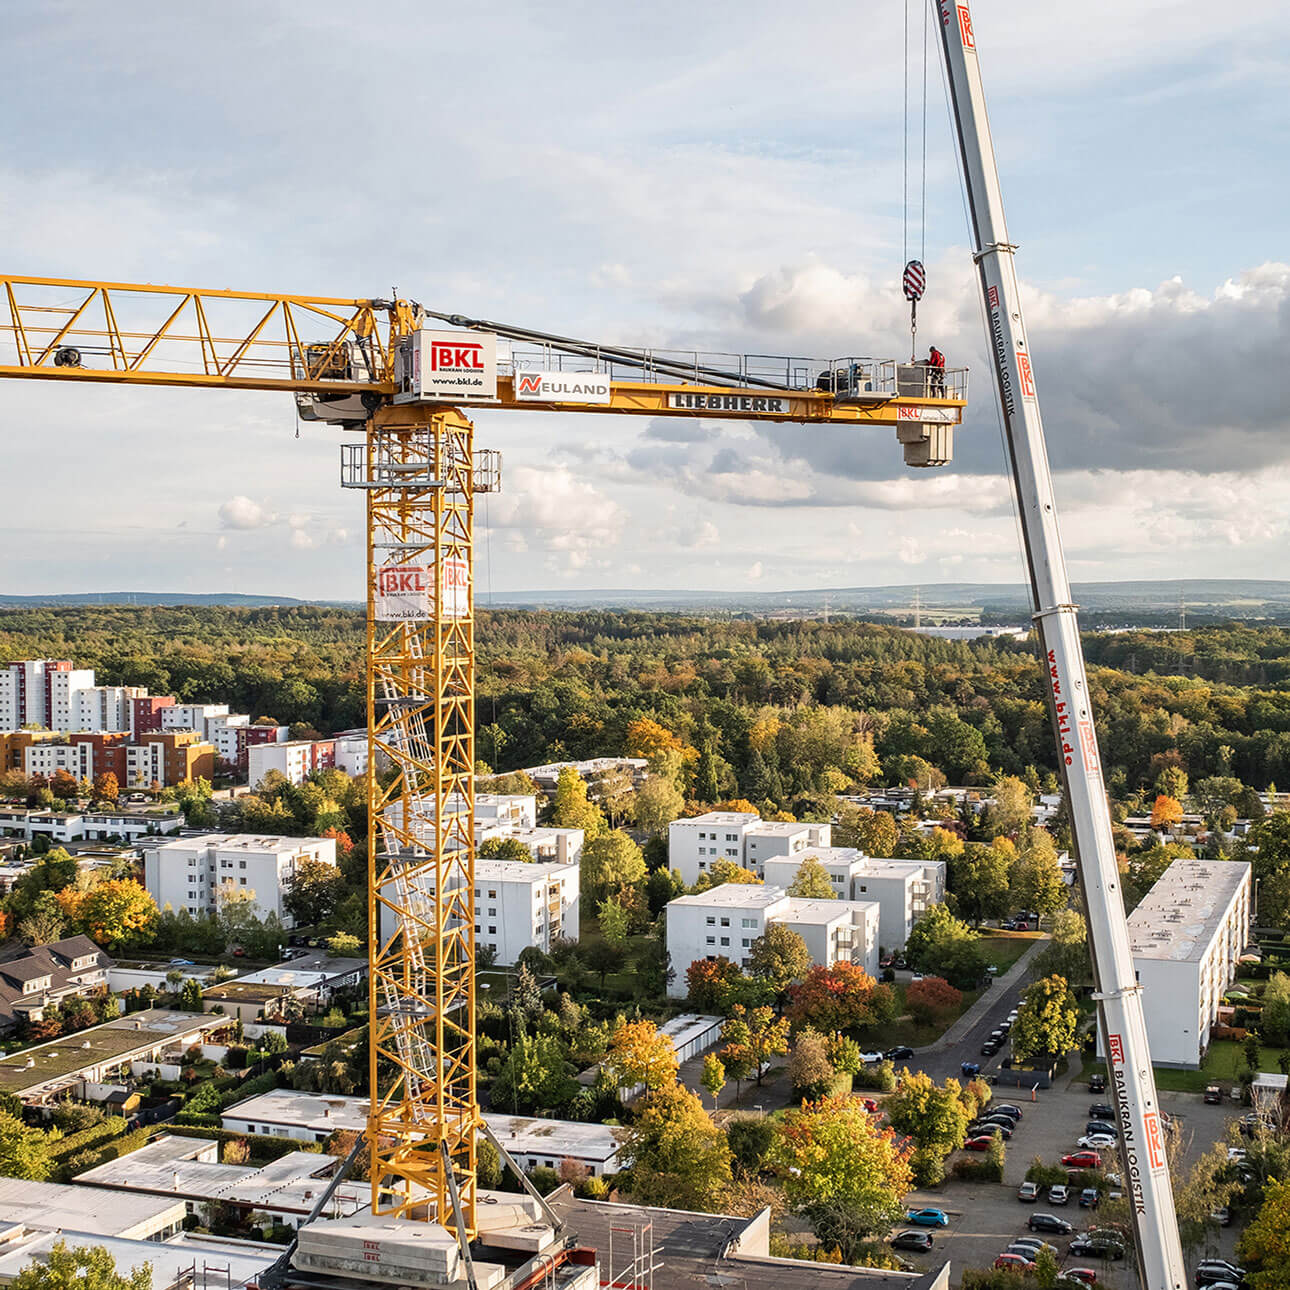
left=0, top=274, right=967, bottom=1288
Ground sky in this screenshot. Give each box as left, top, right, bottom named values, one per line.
left=1, top=0, right=1289, bottom=600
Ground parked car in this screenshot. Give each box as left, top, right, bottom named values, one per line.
left=993, top=1103, right=1023, bottom=1119
left=1078, top=1134, right=1117, bottom=1150
left=1027, top=1212, right=1073, bottom=1234
left=960, top=1061, right=980, bottom=1077
left=1088, top=1073, right=1107, bottom=1093
left=1017, top=1181, right=1040, bottom=1202
left=1062, top=1151, right=1102, bottom=1169
left=1010, top=1238, right=1057, bottom=1257
left=964, top=1135, right=997, bottom=1151
left=981, top=1040, right=1001, bottom=1056
left=1195, top=1274, right=1244, bottom=1290
left=1210, top=1206, right=1232, bottom=1226
left=860, top=1098, right=879, bottom=1113
left=1085, top=1120, right=1116, bottom=1136
left=1006, top=1244, right=1048, bottom=1263
left=889, top=1231, right=934, bottom=1252
left=1204, top=1085, right=1223, bottom=1104
left=1058, top=1270, right=1098, bottom=1286
left=168, top=957, right=195, bottom=966
left=859, top=1050, right=884, bottom=1063
left=1196, top=1260, right=1246, bottom=1282
left=1047, top=1184, right=1070, bottom=1206
left=904, top=1209, right=949, bottom=1228
left=1088, top=1103, right=1115, bottom=1119
left=1069, top=1235, right=1124, bottom=1260
left=994, top=1255, right=1035, bottom=1272
left=1079, top=1187, right=1100, bottom=1208
left=885, top=1045, right=915, bottom=1061
left=1239, top=1113, right=1272, bottom=1138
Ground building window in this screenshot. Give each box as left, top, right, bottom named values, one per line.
left=706, top=936, right=716, bottom=946
left=239, top=877, right=247, bottom=885
left=741, top=918, right=756, bottom=928
left=726, top=833, right=737, bottom=842
left=488, top=926, right=496, bottom=935
left=726, top=848, right=738, bottom=857
left=706, top=917, right=716, bottom=926
left=239, top=860, right=247, bottom=869
left=720, top=937, right=729, bottom=946
left=488, top=907, right=496, bottom=916
left=488, top=890, right=497, bottom=899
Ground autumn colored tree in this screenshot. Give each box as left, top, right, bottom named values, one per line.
left=91, top=772, right=120, bottom=804
left=49, top=769, right=78, bottom=801
left=626, top=1085, right=732, bottom=1211
left=283, top=857, right=345, bottom=926
left=787, top=1028, right=835, bottom=1098
left=1151, top=794, right=1185, bottom=832
left=700, top=1053, right=726, bottom=1109
left=685, top=956, right=743, bottom=1012
left=698, top=858, right=762, bottom=889
left=786, top=856, right=836, bottom=900
left=721, top=1004, right=789, bottom=1086
left=59, top=880, right=158, bottom=948
left=787, top=962, right=877, bottom=1034
left=768, top=1095, right=912, bottom=1260
left=605, top=1019, right=679, bottom=1093
left=833, top=804, right=899, bottom=857
left=1239, top=1176, right=1290, bottom=1289
left=905, top=975, right=963, bottom=1024
left=629, top=775, right=685, bottom=837
left=883, top=1071, right=970, bottom=1154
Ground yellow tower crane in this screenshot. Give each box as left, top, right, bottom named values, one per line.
left=0, top=274, right=967, bottom=1237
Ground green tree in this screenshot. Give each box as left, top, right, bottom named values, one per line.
left=832, top=804, right=898, bottom=856
left=490, top=1031, right=578, bottom=1116
left=700, top=1053, right=726, bottom=1109
left=598, top=895, right=630, bottom=946
left=946, top=843, right=1011, bottom=926
left=1011, top=974, right=1079, bottom=1064
left=883, top=1071, right=969, bottom=1154
left=580, top=831, right=646, bottom=903
left=0, top=1110, right=51, bottom=1180
left=787, top=1028, right=835, bottom=1098
left=985, top=776, right=1033, bottom=837
left=327, top=931, right=362, bottom=957
left=1009, top=829, right=1066, bottom=923
left=478, top=836, right=533, bottom=862
left=1033, top=908, right=1090, bottom=985
left=786, top=856, right=836, bottom=900
left=747, top=923, right=812, bottom=1000
left=9, top=1241, right=151, bottom=1290
left=283, top=857, right=346, bottom=926
left=550, top=767, right=606, bottom=839
left=627, top=1085, right=732, bottom=1211
left=721, top=1004, right=789, bottom=1087
left=1155, top=764, right=1189, bottom=802
left=606, top=1019, right=679, bottom=1093
left=628, top=776, right=685, bottom=837
left=1239, top=1175, right=1290, bottom=1289
left=769, top=1095, right=912, bottom=1261
left=178, top=978, right=204, bottom=1011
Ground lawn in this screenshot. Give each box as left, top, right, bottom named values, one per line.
left=1079, top=1037, right=1290, bottom=1094
left=975, top=930, right=1043, bottom=975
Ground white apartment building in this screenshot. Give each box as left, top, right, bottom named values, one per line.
left=248, top=732, right=366, bottom=787
left=762, top=848, right=940, bottom=951
left=665, top=884, right=879, bottom=997
left=668, top=811, right=761, bottom=884
left=477, top=793, right=538, bottom=830
left=160, top=703, right=231, bottom=736
left=480, top=825, right=584, bottom=867
left=70, top=685, right=142, bottom=733
left=743, top=820, right=832, bottom=877
left=24, top=740, right=94, bottom=780
left=1099, top=858, right=1252, bottom=1068
left=143, top=833, right=337, bottom=926
left=208, top=712, right=250, bottom=764
left=474, top=858, right=580, bottom=962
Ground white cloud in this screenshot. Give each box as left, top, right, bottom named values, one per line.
left=748, top=561, right=764, bottom=581
left=489, top=466, right=625, bottom=570
left=218, top=496, right=276, bottom=530
left=289, top=529, right=314, bottom=550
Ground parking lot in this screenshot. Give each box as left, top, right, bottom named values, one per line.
left=889, top=1063, right=1247, bottom=1285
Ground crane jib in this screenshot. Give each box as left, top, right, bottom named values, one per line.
left=666, top=392, right=791, bottom=413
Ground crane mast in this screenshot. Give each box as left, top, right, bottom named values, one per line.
left=934, top=4, right=1186, bottom=1285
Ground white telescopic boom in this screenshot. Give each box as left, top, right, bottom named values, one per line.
left=933, top=4, right=1186, bottom=1286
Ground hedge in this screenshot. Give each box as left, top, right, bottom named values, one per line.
left=49, top=1116, right=127, bottom=1163
left=57, top=1125, right=156, bottom=1180
left=166, top=1124, right=323, bottom=1160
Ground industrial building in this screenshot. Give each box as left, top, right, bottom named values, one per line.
left=664, top=884, right=879, bottom=997
left=1107, top=859, right=1253, bottom=1068
left=143, top=832, right=337, bottom=925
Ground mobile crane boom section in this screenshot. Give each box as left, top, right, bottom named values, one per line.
left=935, top=4, right=1186, bottom=1286
left=0, top=274, right=965, bottom=427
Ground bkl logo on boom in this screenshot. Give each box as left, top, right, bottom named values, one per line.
left=378, top=567, right=428, bottom=594
left=429, top=340, right=485, bottom=371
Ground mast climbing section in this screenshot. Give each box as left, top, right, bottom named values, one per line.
left=935, top=3, right=1185, bottom=1286
left=345, top=405, right=498, bottom=1235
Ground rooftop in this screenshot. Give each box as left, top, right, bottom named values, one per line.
left=1128, top=859, right=1251, bottom=963
left=674, top=812, right=759, bottom=827
left=234, top=955, right=366, bottom=989
left=154, top=833, right=332, bottom=855
left=668, top=885, right=787, bottom=910
left=475, top=857, right=579, bottom=882
left=778, top=897, right=877, bottom=925
left=747, top=821, right=817, bottom=836
left=0, top=1009, right=225, bottom=1096
left=0, top=1176, right=184, bottom=1238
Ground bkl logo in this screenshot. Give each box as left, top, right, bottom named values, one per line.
left=378, top=567, right=427, bottom=594
left=987, top=284, right=1000, bottom=310
left=517, top=373, right=543, bottom=396
left=430, top=340, right=485, bottom=371
left=957, top=3, right=975, bottom=47
left=1107, top=1033, right=1125, bottom=1065
left=1017, top=349, right=1035, bottom=397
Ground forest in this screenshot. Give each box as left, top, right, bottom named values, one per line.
left=4, top=606, right=1290, bottom=804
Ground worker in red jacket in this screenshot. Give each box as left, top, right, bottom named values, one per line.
left=928, top=345, right=946, bottom=397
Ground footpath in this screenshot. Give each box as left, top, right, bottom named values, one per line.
left=924, top=934, right=1049, bottom=1052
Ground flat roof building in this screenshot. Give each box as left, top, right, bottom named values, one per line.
left=0, top=1176, right=185, bottom=1241
left=1102, top=859, right=1252, bottom=1068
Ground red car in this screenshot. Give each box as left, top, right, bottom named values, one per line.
left=861, top=1098, right=879, bottom=1113
left=1061, top=1150, right=1102, bottom=1169
left=994, top=1254, right=1035, bottom=1272
left=1060, top=1271, right=1097, bottom=1286
left=964, top=1135, right=996, bottom=1151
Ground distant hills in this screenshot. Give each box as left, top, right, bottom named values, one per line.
left=2, top=579, right=1289, bottom=618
